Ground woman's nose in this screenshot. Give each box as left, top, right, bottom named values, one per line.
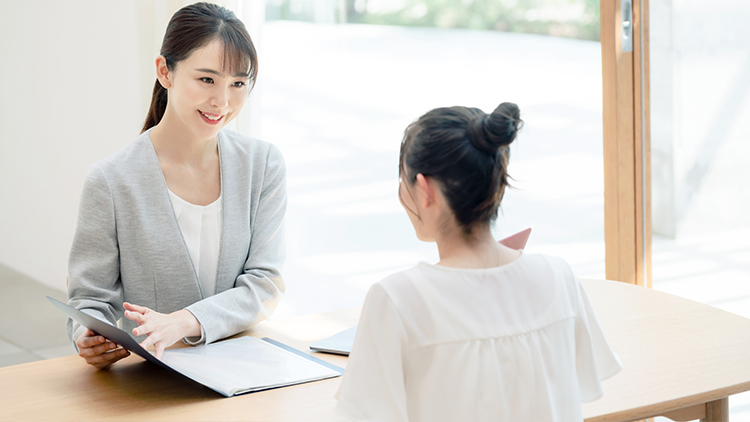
left=211, top=87, right=229, bottom=109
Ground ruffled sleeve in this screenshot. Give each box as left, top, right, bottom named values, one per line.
left=574, top=278, right=623, bottom=402
left=335, top=283, right=409, bottom=422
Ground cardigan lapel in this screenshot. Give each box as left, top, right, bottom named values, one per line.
left=140, top=133, right=205, bottom=305
left=214, top=131, right=253, bottom=295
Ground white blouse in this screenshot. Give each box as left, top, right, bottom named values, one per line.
left=167, top=189, right=222, bottom=299
left=335, top=253, right=622, bottom=422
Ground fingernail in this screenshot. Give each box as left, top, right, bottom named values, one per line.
left=109, top=343, right=115, bottom=349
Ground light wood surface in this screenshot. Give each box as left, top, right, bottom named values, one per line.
left=0, top=308, right=359, bottom=422
left=580, top=280, right=750, bottom=422
left=2, top=280, right=750, bottom=421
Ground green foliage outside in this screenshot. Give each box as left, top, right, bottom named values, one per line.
left=266, top=0, right=601, bottom=41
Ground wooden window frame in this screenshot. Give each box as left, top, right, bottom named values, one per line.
left=601, top=0, right=652, bottom=287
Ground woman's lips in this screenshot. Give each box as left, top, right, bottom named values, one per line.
left=199, top=110, right=224, bottom=125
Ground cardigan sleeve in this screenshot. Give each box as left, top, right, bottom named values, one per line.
left=185, top=144, right=287, bottom=344
left=66, top=164, right=124, bottom=351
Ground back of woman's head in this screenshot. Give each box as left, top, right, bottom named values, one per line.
left=399, top=102, right=523, bottom=235
left=141, top=2, right=258, bottom=133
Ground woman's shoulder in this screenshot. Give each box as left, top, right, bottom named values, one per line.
left=366, top=264, right=432, bottom=312
left=219, top=129, right=284, bottom=163
left=518, top=252, right=573, bottom=272
left=88, top=131, right=155, bottom=180
left=376, top=264, right=425, bottom=290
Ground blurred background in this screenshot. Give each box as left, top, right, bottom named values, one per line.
left=0, top=0, right=748, bottom=416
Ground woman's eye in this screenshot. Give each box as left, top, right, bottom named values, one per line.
left=200, top=77, right=214, bottom=84
left=232, top=81, right=246, bottom=88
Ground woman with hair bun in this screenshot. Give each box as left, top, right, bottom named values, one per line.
left=335, top=103, right=622, bottom=421
left=66, top=3, right=286, bottom=369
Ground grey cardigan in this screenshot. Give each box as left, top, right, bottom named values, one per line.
left=66, top=129, right=286, bottom=348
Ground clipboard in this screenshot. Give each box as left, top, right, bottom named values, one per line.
left=49, top=296, right=343, bottom=396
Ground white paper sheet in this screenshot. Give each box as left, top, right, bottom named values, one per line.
left=160, top=336, right=341, bottom=396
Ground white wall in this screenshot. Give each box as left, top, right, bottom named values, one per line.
left=650, top=0, right=750, bottom=238
left=0, top=1, right=144, bottom=291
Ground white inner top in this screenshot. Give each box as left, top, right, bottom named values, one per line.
left=335, top=253, right=623, bottom=422
left=167, top=189, right=222, bottom=298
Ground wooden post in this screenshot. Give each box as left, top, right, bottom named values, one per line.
left=701, top=398, right=729, bottom=422
left=601, top=0, right=651, bottom=287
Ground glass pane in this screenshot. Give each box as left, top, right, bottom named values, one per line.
left=650, top=0, right=750, bottom=419
left=259, top=1, right=606, bottom=318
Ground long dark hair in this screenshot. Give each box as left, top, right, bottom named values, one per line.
left=399, top=103, right=523, bottom=235
left=141, top=2, right=258, bottom=133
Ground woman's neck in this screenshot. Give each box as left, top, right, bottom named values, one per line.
left=150, top=113, right=218, bottom=167
left=148, top=112, right=221, bottom=206
left=434, top=225, right=521, bottom=269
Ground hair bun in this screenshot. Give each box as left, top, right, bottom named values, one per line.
left=466, top=102, right=523, bottom=153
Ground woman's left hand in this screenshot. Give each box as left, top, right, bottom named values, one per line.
left=123, top=302, right=201, bottom=359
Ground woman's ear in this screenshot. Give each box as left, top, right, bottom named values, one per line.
left=415, top=174, right=434, bottom=209
left=155, top=56, right=172, bottom=89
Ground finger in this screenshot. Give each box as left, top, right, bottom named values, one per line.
left=102, top=339, right=121, bottom=350
left=132, top=323, right=154, bottom=338
left=154, top=343, right=165, bottom=359
left=124, top=310, right=147, bottom=325
left=87, top=348, right=130, bottom=367
left=140, top=335, right=156, bottom=351
left=85, top=347, right=127, bottom=365
left=123, top=302, right=150, bottom=314
left=78, top=334, right=106, bottom=349
left=79, top=341, right=118, bottom=358
left=123, top=302, right=144, bottom=314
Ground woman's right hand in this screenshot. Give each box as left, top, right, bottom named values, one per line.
left=76, top=328, right=130, bottom=370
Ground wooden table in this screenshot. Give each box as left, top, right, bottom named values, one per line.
left=580, top=279, right=750, bottom=422
left=2, top=279, right=750, bottom=422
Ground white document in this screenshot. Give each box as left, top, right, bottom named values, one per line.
left=161, top=336, right=341, bottom=396
left=310, top=326, right=357, bottom=356
left=47, top=296, right=342, bottom=397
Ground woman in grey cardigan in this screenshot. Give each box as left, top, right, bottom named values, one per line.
left=68, top=3, right=286, bottom=369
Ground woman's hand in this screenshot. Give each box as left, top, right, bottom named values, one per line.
left=76, top=328, right=130, bottom=370
left=123, top=302, right=201, bottom=359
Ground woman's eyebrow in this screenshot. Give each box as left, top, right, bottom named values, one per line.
left=195, top=68, right=250, bottom=78
left=195, top=68, right=220, bottom=75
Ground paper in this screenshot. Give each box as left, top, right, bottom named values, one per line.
left=310, top=326, right=358, bottom=356
left=161, top=336, right=341, bottom=396
left=48, top=296, right=342, bottom=397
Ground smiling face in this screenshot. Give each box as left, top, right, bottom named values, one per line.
left=158, top=38, right=250, bottom=142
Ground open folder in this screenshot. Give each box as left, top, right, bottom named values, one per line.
left=48, top=297, right=343, bottom=397
left=310, top=228, right=532, bottom=356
